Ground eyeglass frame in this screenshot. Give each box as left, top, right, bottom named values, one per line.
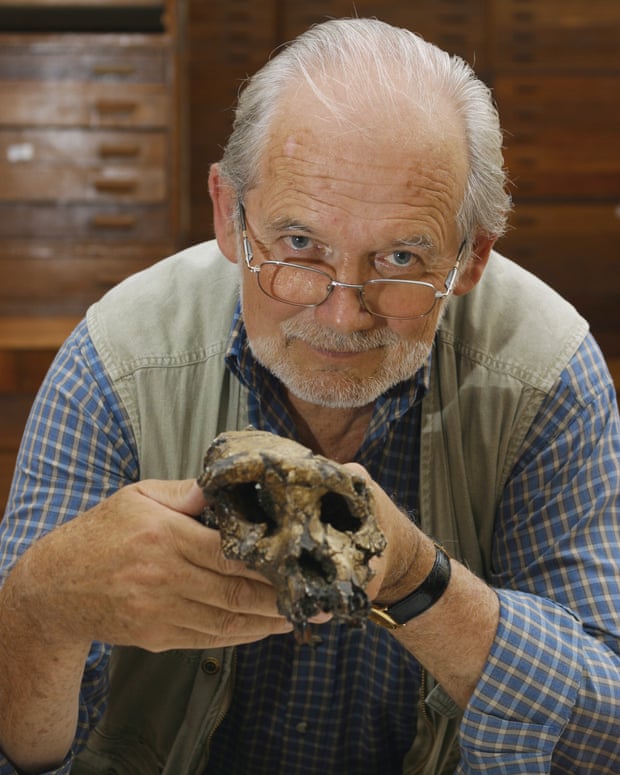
left=237, top=200, right=468, bottom=321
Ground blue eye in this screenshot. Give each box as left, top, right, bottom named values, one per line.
left=391, top=251, right=414, bottom=266
left=374, top=249, right=424, bottom=278
left=289, top=235, right=311, bottom=250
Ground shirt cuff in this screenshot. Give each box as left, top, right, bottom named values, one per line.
left=459, top=589, right=583, bottom=773
left=0, top=752, right=72, bottom=775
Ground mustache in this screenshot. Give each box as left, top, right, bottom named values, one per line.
left=280, top=319, right=401, bottom=352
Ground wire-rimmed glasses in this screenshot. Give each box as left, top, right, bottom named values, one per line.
left=238, top=202, right=467, bottom=321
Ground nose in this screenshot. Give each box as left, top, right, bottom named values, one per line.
left=314, top=280, right=375, bottom=333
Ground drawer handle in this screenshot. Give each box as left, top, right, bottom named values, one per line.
left=90, top=214, right=137, bottom=229
left=98, top=144, right=140, bottom=158
left=94, top=179, right=137, bottom=194
left=92, top=64, right=136, bottom=77
left=95, top=100, right=138, bottom=115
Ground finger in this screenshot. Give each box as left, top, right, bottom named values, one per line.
left=132, top=480, right=273, bottom=582
left=173, top=596, right=293, bottom=639
left=162, top=517, right=276, bottom=587
left=145, top=610, right=294, bottom=651
left=182, top=561, right=282, bottom=617
left=136, top=478, right=207, bottom=517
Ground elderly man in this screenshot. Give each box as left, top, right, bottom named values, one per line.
left=0, top=17, right=618, bottom=775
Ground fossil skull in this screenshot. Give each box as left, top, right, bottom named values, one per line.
left=198, top=430, right=386, bottom=641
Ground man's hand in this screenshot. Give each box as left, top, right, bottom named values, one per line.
left=14, top=478, right=295, bottom=652
left=0, top=479, right=293, bottom=771
left=342, top=463, right=425, bottom=604
left=343, top=463, right=499, bottom=710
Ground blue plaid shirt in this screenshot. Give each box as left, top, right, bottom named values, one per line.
left=1, top=309, right=619, bottom=774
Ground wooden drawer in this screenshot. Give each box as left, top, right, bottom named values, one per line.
left=0, top=80, right=168, bottom=129
left=0, top=203, right=170, bottom=241
left=496, top=76, right=620, bottom=198
left=0, top=129, right=167, bottom=203
left=0, top=128, right=166, bottom=166
left=0, top=243, right=170, bottom=316
left=0, top=34, right=169, bottom=83
left=492, top=0, right=620, bottom=72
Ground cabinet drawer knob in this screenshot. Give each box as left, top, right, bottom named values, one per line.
left=92, top=64, right=136, bottom=77
left=90, top=214, right=137, bottom=229
left=98, top=144, right=140, bottom=158
left=94, top=179, right=137, bottom=194
left=94, top=100, right=138, bottom=115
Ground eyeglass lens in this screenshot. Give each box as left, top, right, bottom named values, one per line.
left=257, top=262, right=438, bottom=319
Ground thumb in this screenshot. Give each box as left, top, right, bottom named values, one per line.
left=135, top=478, right=208, bottom=518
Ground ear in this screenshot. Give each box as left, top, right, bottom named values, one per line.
left=208, top=163, right=240, bottom=264
left=452, top=232, right=496, bottom=296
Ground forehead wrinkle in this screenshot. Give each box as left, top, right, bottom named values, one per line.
left=269, top=149, right=460, bottom=207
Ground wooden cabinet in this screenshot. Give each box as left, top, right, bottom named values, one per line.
left=492, top=0, right=620, bottom=73
left=493, top=0, right=620, bottom=361
left=183, top=0, right=277, bottom=247
left=0, top=1, right=180, bottom=514
left=0, top=3, right=179, bottom=317
left=496, top=76, right=620, bottom=199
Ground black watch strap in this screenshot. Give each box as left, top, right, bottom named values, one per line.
left=369, top=544, right=451, bottom=629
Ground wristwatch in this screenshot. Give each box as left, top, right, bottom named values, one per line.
left=369, top=544, right=451, bottom=630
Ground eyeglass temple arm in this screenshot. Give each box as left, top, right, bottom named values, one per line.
left=238, top=201, right=258, bottom=271
left=442, top=238, right=468, bottom=295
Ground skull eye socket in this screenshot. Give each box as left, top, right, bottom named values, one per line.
left=223, top=481, right=278, bottom=534
left=320, top=492, right=362, bottom=533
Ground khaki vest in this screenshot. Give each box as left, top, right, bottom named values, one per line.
left=73, top=242, right=587, bottom=774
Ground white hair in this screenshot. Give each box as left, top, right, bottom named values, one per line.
left=219, top=17, right=511, bottom=240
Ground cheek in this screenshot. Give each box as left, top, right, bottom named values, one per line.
left=387, top=313, right=438, bottom=346
left=240, top=273, right=297, bottom=340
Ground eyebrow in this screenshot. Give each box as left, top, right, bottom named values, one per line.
left=393, top=235, right=436, bottom=252
left=267, top=215, right=437, bottom=254
left=269, top=215, right=314, bottom=234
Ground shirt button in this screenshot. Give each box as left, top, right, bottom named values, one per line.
left=295, top=721, right=309, bottom=734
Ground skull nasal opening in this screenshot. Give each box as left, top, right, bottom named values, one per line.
left=297, top=549, right=336, bottom=583
left=320, top=491, right=362, bottom=533
left=224, top=481, right=277, bottom=534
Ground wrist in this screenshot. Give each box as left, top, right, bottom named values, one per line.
left=375, top=525, right=433, bottom=605
left=370, top=543, right=451, bottom=629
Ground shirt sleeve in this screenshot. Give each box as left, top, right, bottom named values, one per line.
left=458, top=333, right=620, bottom=773
left=0, top=319, right=138, bottom=772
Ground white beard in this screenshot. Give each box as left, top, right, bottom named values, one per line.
left=248, top=316, right=434, bottom=409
